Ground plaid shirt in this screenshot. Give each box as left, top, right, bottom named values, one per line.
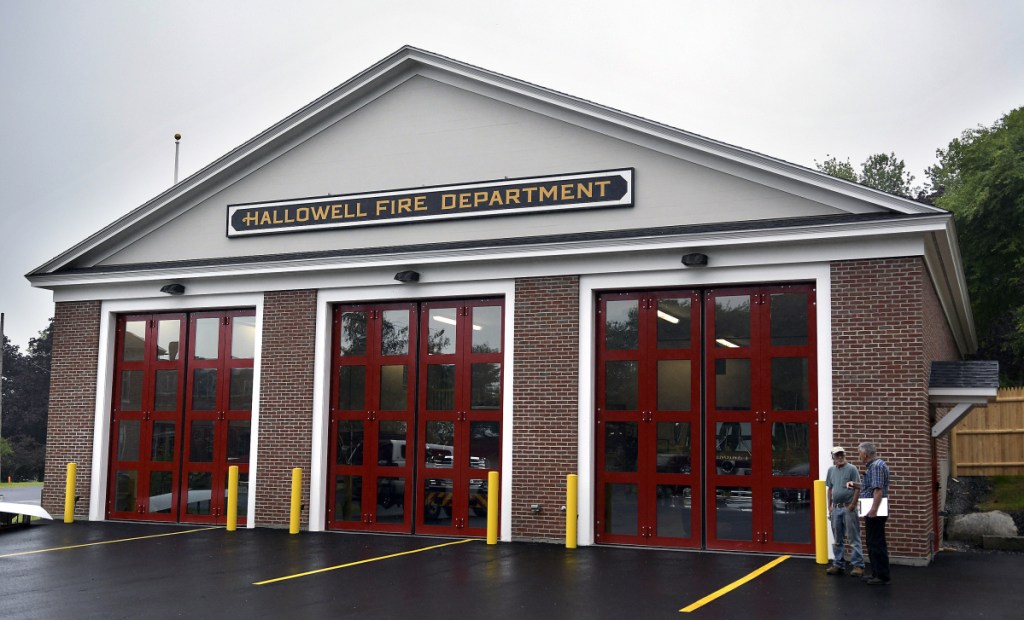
left=860, top=457, right=889, bottom=499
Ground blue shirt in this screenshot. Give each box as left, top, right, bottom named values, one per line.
left=860, top=458, right=889, bottom=499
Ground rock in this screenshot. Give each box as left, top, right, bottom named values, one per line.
left=947, top=511, right=1018, bottom=543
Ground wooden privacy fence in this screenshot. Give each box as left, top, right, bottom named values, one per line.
left=952, top=388, right=1024, bottom=476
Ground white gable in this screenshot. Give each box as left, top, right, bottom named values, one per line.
left=96, top=76, right=855, bottom=267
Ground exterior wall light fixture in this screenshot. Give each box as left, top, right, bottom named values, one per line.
left=159, top=283, right=186, bottom=295
left=394, top=270, right=420, bottom=283
left=681, top=253, right=709, bottom=267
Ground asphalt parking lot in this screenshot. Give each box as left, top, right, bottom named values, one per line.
left=0, top=521, right=1019, bottom=619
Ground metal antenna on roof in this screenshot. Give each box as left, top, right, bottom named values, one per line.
left=173, top=133, right=182, bottom=184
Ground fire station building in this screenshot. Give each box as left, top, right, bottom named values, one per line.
left=29, top=47, right=992, bottom=564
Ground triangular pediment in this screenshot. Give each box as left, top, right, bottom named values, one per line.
left=30, top=46, right=943, bottom=276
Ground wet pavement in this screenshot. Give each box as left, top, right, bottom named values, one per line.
left=0, top=521, right=1019, bottom=619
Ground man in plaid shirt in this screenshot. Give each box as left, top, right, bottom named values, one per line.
left=848, top=441, right=890, bottom=585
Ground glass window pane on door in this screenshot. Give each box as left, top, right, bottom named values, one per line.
left=715, top=359, right=751, bottom=410
left=605, top=361, right=638, bottom=410
left=656, top=485, right=691, bottom=539
left=189, top=420, right=215, bottom=462
left=186, top=473, right=213, bottom=515
left=657, top=360, right=691, bottom=411
left=426, top=364, right=456, bottom=411
left=380, top=310, right=410, bottom=356
left=120, top=370, right=143, bottom=411
left=379, top=365, right=408, bottom=411
left=377, top=421, right=407, bottom=466
left=423, top=477, right=453, bottom=525
left=604, top=422, right=638, bottom=472
left=771, top=422, right=810, bottom=476
left=193, top=318, right=220, bottom=360
left=715, top=487, right=753, bottom=540
left=714, top=295, right=751, bottom=348
left=375, top=477, right=405, bottom=524
left=147, top=472, right=174, bottom=513
left=467, top=478, right=489, bottom=529
left=229, top=368, right=254, bottom=411
left=337, top=420, right=363, bottom=466
left=715, top=422, right=752, bottom=475
left=771, top=358, right=808, bottom=411
left=424, top=421, right=455, bottom=468
left=123, top=321, right=146, bottom=361
left=471, top=306, right=502, bottom=353
left=605, top=300, right=639, bottom=350
left=427, top=309, right=458, bottom=355
left=335, top=475, right=362, bottom=521
left=338, top=366, right=366, bottom=410
left=340, top=311, right=367, bottom=356
left=770, top=293, right=808, bottom=346
left=117, top=420, right=141, bottom=461
left=470, top=363, right=501, bottom=409
left=114, top=470, right=138, bottom=512
left=604, top=483, right=638, bottom=535
left=154, top=370, right=178, bottom=411
left=227, top=420, right=251, bottom=463
left=470, top=421, right=500, bottom=470
left=231, top=315, right=256, bottom=359
left=191, top=368, right=217, bottom=411
left=773, top=488, right=811, bottom=543
left=656, top=422, right=691, bottom=474
left=151, top=421, right=176, bottom=462
left=157, top=320, right=181, bottom=361
left=657, top=298, right=691, bottom=349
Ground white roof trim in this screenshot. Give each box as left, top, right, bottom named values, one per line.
left=929, top=388, right=999, bottom=404
left=29, top=214, right=947, bottom=288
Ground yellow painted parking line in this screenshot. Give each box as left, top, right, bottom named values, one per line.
left=255, top=538, right=476, bottom=585
left=0, top=527, right=218, bottom=558
left=679, top=555, right=790, bottom=613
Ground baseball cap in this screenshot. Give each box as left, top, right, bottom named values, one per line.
left=830, top=447, right=845, bottom=456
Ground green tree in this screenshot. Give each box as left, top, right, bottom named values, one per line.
left=815, top=155, right=857, bottom=182
left=816, top=152, right=921, bottom=199
left=860, top=152, right=917, bottom=197
left=927, top=108, right=1024, bottom=385
left=1, top=318, right=52, bottom=480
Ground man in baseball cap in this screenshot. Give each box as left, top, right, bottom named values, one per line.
left=825, top=447, right=865, bottom=576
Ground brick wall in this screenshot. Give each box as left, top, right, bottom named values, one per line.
left=42, top=301, right=101, bottom=518
left=511, top=276, right=580, bottom=541
left=831, top=257, right=958, bottom=562
left=254, top=290, right=318, bottom=527
left=922, top=270, right=962, bottom=542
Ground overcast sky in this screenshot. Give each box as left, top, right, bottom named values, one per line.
left=1, top=1, right=1022, bottom=347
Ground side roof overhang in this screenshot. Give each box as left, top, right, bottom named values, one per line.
left=26, top=46, right=977, bottom=353
left=930, top=361, right=1000, bottom=438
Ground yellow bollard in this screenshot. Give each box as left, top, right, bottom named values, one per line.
left=814, top=479, right=828, bottom=564
left=64, top=462, right=77, bottom=524
left=486, top=471, right=499, bottom=545
left=289, top=468, right=302, bottom=534
left=566, top=474, right=578, bottom=549
left=226, top=465, right=239, bottom=532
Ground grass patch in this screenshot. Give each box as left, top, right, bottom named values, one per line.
left=0, top=481, right=44, bottom=489
left=978, top=476, right=1024, bottom=512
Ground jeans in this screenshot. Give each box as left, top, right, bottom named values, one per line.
left=864, top=516, right=890, bottom=581
left=830, top=505, right=864, bottom=568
